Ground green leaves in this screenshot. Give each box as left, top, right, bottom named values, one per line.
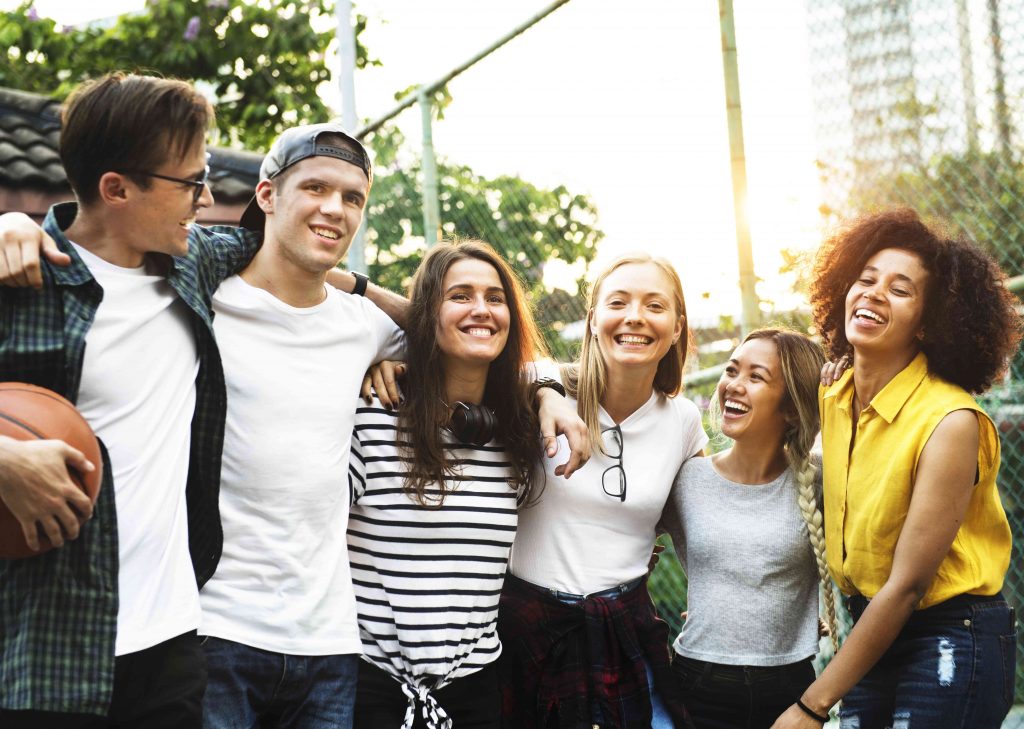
left=361, top=128, right=602, bottom=359
left=1, top=0, right=368, bottom=150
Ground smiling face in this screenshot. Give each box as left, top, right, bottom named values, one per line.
left=258, top=155, right=369, bottom=275
left=435, top=258, right=511, bottom=373
left=844, top=247, right=930, bottom=358
left=123, top=139, right=213, bottom=259
left=717, top=337, right=789, bottom=443
left=589, top=261, right=683, bottom=378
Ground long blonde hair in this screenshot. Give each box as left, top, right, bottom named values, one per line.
left=743, top=328, right=839, bottom=654
left=561, top=253, right=690, bottom=452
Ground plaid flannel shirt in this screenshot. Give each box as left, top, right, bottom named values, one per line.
left=498, top=574, right=694, bottom=729
left=0, top=202, right=260, bottom=715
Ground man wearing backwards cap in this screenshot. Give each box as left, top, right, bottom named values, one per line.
left=0, top=118, right=592, bottom=729
left=196, top=122, right=405, bottom=729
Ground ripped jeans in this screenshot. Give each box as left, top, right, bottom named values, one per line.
left=839, top=593, right=1017, bottom=729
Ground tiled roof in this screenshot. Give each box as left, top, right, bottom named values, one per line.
left=0, top=86, right=261, bottom=203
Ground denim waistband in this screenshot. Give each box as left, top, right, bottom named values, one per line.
left=506, top=572, right=646, bottom=605
left=848, top=592, right=1005, bottom=624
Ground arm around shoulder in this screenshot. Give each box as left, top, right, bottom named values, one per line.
left=325, top=268, right=409, bottom=330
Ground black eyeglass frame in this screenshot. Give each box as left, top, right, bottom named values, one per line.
left=117, top=153, right=212, bottom=204
left=600, top=424, right=626, bottom=502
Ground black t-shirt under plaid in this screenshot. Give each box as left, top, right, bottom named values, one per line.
left=347, top=397, right=518, bottom=695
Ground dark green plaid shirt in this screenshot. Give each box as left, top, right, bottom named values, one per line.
left=0, top=203, right=260, bottom=715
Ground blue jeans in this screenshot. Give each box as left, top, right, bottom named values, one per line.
left=839, top=594, right=1017, bottom=729
left=201, top=636, right=358, bottom=729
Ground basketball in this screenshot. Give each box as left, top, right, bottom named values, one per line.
left=0, top=383, right=103, bottom=559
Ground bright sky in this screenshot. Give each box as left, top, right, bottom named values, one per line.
left=5, top=0, right=824, bottom=323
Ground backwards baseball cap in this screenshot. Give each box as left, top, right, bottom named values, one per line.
left=239, top=122, right=372, bottom=230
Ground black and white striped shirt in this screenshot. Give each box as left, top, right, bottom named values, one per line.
left=347, top=398, right=518, bottom=722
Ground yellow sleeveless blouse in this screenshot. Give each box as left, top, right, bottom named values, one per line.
left=820, top=352, right=1011, bottom=609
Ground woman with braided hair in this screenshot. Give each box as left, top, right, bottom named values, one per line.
left=661, top=328, right=839, bottom=729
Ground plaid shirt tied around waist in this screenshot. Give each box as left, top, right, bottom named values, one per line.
left=497, top=573, right=693, bottom=729
left=0, top=202, right=260, bottom=714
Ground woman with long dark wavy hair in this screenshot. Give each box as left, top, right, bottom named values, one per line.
left=771, top=208, right=1020, bottom=729
left=346, top=240, right=546, bottom=729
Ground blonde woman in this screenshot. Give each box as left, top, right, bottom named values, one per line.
left=662, top=328, right=838, bottom=729
left=498, top=253, right=706, bottom=729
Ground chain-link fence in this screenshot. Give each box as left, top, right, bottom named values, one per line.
left=352, top=0, right=1023, bottom=721
left=805, top=0, right=1024, bottom=720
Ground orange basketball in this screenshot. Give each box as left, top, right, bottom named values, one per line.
left=0, top=383, right=103, bottom=559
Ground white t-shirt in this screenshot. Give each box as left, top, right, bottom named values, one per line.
left=510, top=363, right=708, bottom=594
left=198, top=276, right=404, bottom=655
left=72, top=243, right=202, bottom=657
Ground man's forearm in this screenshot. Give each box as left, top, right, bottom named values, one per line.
left=326, top=269, right=410, bottom=331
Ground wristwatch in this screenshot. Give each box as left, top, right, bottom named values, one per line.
left=532, top=377, right=566, bottom=399
left=351, top=271, right=369, bottom=297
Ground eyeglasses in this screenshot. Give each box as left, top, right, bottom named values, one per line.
left=601, top=424, right=626, bottom=502
left=119, top=154, right=211, bottom=204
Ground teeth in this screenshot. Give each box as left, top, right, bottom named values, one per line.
left=466, top=328, right=492, bottom=337
left=179, top=218, right=195, bottom=228
left=856, top=308, right=884, bottom=323
left=617, top=335, right=652, bottom=344
left=312, top=227, right=339, bottom=240
left=724, top=400, right=750, bottom=413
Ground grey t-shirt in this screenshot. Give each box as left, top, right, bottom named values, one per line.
left=661, top=455, right=821, bottom=666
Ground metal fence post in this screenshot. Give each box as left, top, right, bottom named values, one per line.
left=719, top=0, right=759, bottom=337
left=336, top=0, right=367, bottom=273
left=418, top=88, right=441, bottom=246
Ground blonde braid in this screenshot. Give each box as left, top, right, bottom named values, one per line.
left=794, top=455, right=839, bottom=655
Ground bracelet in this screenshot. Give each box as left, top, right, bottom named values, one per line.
left=531, top=377, right=566, bottom=399
left=795, top=699, right=829, bottom=724
left=351, top=271, right=369, bottom=297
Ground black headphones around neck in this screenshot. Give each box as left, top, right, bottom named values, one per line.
left=447, top=401, right=497, bottom=447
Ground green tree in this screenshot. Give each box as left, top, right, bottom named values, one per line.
left=1, top=0, right=377, bottom=150
left=364, top=128, right=602, bottom=359
left=839, top=149, right=1024, bottom=278
left=1, top=2, right=605, bottom=357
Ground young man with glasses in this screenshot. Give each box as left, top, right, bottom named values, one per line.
left=0, top=73, right=261, bottom=728
left=0, top=90, right=590, bottom=729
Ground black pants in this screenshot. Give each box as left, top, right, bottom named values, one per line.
left=1, top=630, right=207, bottom=729
left=354, top=660, right=500, bottom=729
left=671, top=653, right=815, bottom=729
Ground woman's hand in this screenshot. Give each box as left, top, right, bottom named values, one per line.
left=819, top=354, right=850, bottom=387
left=535, top=387, right=590, bottom=478
left=361, top=360, right=406, bottom=408
left=770, top=703, right=827, bottom=729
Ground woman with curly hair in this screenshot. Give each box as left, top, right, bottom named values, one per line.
left=664, top=328, right=838, bottom=728
left=771, top=208, right=1020, bottom=729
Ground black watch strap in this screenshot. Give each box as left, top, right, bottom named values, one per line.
left=532, top=377, right=566, bottom=398
left=351, top=271, right=369, bottom=297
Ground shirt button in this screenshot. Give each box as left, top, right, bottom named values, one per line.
left=964, top=619, right=972, bottom=627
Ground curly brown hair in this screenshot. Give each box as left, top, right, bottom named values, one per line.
left=400, top=240, right=546, bottom=507
left=810, top=208, right=1021, bottom=394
